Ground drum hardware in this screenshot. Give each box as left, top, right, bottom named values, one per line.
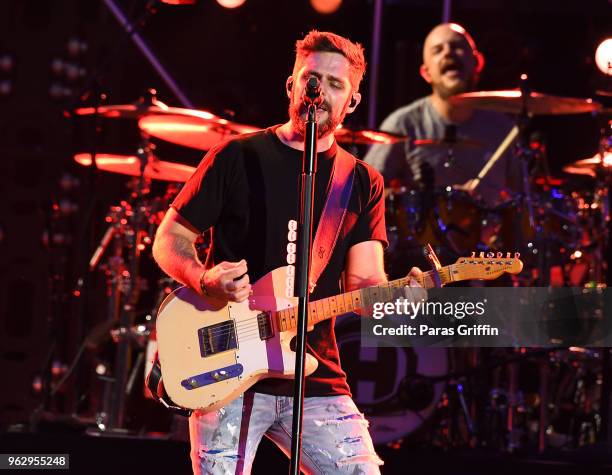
left=431, top=378, right=478, bottom=448
left=80, top=131, right=188, bottom=435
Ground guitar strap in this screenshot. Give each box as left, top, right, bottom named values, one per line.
left=309, top=146, right=356, bottom=292
left=146, top=358, right=192, bottom=417
left=146, top=135, right=356, bottom=415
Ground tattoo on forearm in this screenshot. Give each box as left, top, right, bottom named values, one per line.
left=155, top=233, right=201, bottom=288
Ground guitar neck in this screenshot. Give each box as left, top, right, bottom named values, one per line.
left=275, top=265, right=456, bottom=332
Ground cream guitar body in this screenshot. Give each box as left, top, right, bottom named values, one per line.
left=156, top=266, right=314, bottom=412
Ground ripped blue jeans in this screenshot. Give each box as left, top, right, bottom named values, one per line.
left=189, top=392, right=383, bottom=475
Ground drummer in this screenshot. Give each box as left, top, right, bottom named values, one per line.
left=364, top=23, right=518, bottom=206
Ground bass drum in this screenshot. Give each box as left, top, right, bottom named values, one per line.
left=335, top=315, right=448, bottom=444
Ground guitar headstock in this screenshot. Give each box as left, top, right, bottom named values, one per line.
left=452, top=251, right=524, bottom=281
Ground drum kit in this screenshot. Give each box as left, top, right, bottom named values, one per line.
left=336, top=88, right=611, bottom=450
left=382, top=88, right=610, bottom=289
left=71, top=86, right=611, bottom=450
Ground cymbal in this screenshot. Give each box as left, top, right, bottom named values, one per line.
left=413, top=137, right=483, bottom=149
left=334, top=127, right=407, bottom=145
left=74, top=153, right=196, bottom=182
left=562, top=152, right=612, bottom=177
left=449, top=90, right=601, bottom=115
left=73, top=97, right=219, bottom=121
left=139, top=112, right=260, bottom=150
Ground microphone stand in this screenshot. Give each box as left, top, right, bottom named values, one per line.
left=290, top=77, right=320, bottom=475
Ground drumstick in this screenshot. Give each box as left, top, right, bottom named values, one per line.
left=467, top=125, right=519, bottom=192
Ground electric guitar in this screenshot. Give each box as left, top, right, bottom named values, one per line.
left=155, top=252, right=522, bottom=411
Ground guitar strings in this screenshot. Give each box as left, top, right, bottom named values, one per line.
left=190, top=261, right=513, bottom=342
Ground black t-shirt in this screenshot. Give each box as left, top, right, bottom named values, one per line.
left=171, top=126, right=387, bottom=397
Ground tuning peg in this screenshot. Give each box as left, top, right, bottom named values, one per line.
left=514, top=252, right=521, bottom=259
left=486, top=252, right=494, bottom=258
left=506, top=252, right=511, bottom=258
left=479, top=252, right=485, bottom=258
left=497, top=252, right=503, bottom=258
left=471, top=251, right=476, bottom=258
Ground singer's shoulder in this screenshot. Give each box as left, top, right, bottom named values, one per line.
left=215, top=126, right=269, bottom=151
left=200, top=127, right=270, bottom=159
left=356, top=158, right=384, bottom=187
left=332, top=149, right=381, bottom=192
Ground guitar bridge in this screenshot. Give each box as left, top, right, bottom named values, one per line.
left=198, top=321, right=237, bottom=358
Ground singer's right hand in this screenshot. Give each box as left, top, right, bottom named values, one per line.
left=200, top=259, right=251, bottom=302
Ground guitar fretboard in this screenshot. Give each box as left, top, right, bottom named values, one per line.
left=275, top=265, right=455, bottom=332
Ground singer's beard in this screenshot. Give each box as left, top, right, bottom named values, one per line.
left=288, top=93, right=349, bottom=140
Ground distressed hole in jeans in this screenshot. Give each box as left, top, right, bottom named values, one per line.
left=313, top=412, right=370, bottom=428
left=198, top=447, right=239, bottom=461
left=336, top=453, right=384, bottom=469
left=197, top=447, right=241, bottom=475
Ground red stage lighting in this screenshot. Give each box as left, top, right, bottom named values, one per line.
left=310, top=0, right=342, bottom=14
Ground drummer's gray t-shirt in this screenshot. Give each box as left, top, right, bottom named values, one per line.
left=364, top=96, right=518, bottom=205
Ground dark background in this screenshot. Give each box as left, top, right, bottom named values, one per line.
left=0, top=0, right=610, bottom=430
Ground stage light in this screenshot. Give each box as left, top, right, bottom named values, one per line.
left=66, top=37, right=88, bottom=57
left=595, top=38, right=612, bottom=75
left=216, top=0, right=246, bottom=8
left=0, top=79, right=12, bottom=96
left=0, top=53, right=14, bottom=73
left=310, top=0, right=342, bottom=14
left=50, top=58, right=64, bottom=76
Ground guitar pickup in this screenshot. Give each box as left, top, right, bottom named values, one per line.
left=257, top=311, right=274, bottom=340
left=181, top=364, right=244, bottom=390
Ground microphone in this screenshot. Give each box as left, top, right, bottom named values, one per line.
left=303, top=76, right=323, bottom=106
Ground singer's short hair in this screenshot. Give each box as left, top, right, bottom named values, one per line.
left=294, top=30, right=366, bottom=90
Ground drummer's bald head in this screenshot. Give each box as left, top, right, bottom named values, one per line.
left=423, top=23, right=479, bottom=61
left=420, top=23, right=485, bottom=93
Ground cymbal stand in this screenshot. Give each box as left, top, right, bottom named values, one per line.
left=443, top=124, right=457, bottom=169
left=596, top=122, right=611, bottom=445
left=89, top=144, right=153, bottom=435
left=516, top=76, right=537, bottom=233
left=108, top=144, right=152, bottom=432
left=105, top=208, right=131, bottom=432
left=515, top=75, right=549, bottom=285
